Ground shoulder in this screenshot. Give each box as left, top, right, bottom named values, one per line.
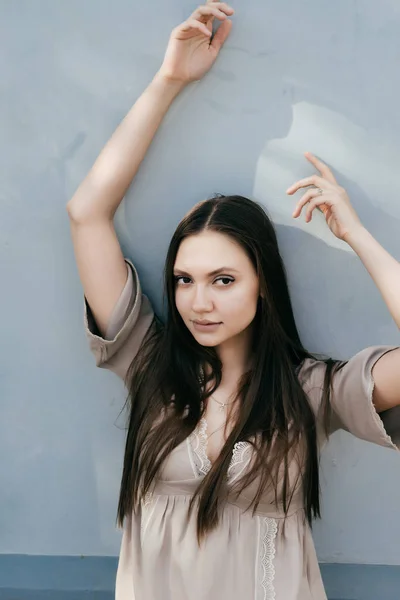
left=297, top=356, right=328, bottom=394
left=295, top=356, right=331, bottom=419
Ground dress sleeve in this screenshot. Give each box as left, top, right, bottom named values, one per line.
left=298, top=346, right=400, bottom=450
left=84, top=259, right=155, bottom=382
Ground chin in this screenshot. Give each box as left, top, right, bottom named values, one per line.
left=192, top=336, right=220, bottom=348
left=191, top=331, right=225, bottom=348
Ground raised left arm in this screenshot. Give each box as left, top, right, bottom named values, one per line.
left=287, top=152, right=400, bottom=413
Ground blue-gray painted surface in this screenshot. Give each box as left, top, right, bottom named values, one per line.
left=1, top=556, right=400, bottom=600
left=0, top=555, right=117, bottom=595
left=1, top=0, right=399, bottom=582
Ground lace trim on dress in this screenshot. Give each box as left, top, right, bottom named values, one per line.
left=228, top=440, right=252, bottom=482
left=189, top=417, right=212, bottom=477
left=256, top=517, right=278, bottom=600
left=189, top=418, right=252, bottom=481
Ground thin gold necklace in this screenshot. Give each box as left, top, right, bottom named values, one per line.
left=211, top=394, right=236, bottom=412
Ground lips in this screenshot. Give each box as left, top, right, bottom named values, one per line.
left=191, top=320, right=222, bottom=332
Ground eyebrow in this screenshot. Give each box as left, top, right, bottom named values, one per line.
left=173, top=267, right=240, bottom=277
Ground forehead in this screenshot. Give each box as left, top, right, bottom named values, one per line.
left=174, top=231, right=253, bottom=272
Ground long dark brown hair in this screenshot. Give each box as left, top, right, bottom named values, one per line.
left=117, top=195, right=338, bottom=539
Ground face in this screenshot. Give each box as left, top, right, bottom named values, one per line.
left=173, top=231, right=260, bottom=349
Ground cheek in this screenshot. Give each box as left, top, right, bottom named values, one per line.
left=221, top=285, right=259, bottom=322
left=174, top=290, right=188, bottom=319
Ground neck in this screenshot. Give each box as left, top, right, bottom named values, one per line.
left=215, top=326, right=253, bottom=388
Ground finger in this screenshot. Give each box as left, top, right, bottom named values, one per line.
left=195, top=3, right=234, bottom=34
left=304, top=197, right=331, bottom=222
left=210, top=18, right=233, bottom=51
left=286, top=175, right=327, bottom=195
left=292, top=188, right=322, bottom=218
left=192, top=3, right=234, bottom=21
left=180, top=19, right=212, bottom=37
left=206, top=1, right=235, bottom=12
left=193, top=6, right=226, bottom=22
left=304, top=152, right=337, bottom=183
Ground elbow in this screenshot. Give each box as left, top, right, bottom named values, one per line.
left=66, top=191, right=88, bottom=223
left=66, top=198, right=80, bottom=222
left=66, top=201, right=91, bottom=226
left=66, top=195, right=112, bottom=225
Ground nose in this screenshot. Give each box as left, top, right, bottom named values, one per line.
left=191, top=284, right=213, bottom=314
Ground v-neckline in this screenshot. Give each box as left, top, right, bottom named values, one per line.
left=188, top=417, right=252, bottom=482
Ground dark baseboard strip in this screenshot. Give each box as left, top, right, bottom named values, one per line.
left=0, top=555, right=399, bottom=600
left=0, top=555, right=117, bottom=596
left=320, top=563, right=400, bottom=600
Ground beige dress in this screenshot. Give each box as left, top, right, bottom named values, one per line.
left=84, top=260, right=400, bottom=600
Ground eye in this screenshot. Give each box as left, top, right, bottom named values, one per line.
left=174, top=276, right=192, bottom=285
left=214, top=276, right=235, bottom=286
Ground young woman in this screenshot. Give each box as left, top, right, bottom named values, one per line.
left=67, top=3, right=400, bottom=599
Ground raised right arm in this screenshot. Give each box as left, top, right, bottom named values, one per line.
left=66, top=2, right=234, bottom=337
left=67, top=75, right=185, bottom=336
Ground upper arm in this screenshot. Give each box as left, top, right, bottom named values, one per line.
left=68, top=216, right=128, bottom=337
left=85, top=259, right=156, bottom=381
left=299, top=348, right=400, bottom=451
left=371, top=348, right=400, bottom=413
left=328, top=346, right=399, bottom=449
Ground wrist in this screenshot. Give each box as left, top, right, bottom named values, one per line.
left=152, top=70, right=188, bottom=97
left=343, top=224, right=371, bottom=248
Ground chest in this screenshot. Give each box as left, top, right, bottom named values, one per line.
left=157, top=399, right=306, bottom=498
left=200, top=401, right=235, bottom=464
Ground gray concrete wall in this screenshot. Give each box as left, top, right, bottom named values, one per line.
left=1, top=0, right=399, bottom=565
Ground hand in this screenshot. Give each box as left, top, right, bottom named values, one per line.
left=158, top=2, right=234, bottom=85
left=286, top=152, right=363, bottom=242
